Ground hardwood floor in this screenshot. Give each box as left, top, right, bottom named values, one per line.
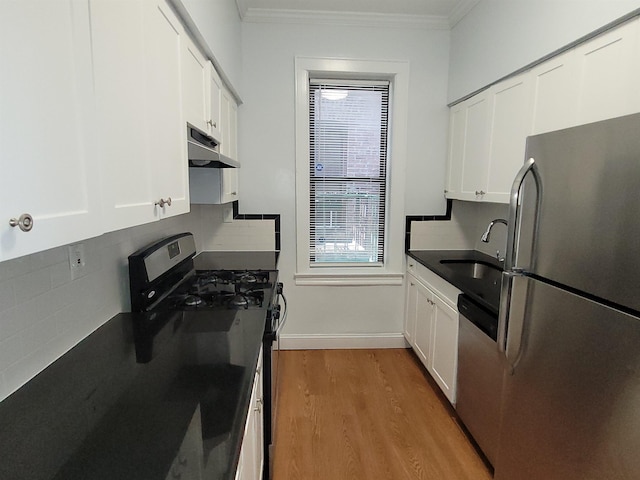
left=272, top=349, right=492, bottom=480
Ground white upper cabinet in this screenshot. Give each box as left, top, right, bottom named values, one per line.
left=95, top=0, right=188, bottom=231
left=529, top=50, right=579, bottom=135
left=460, top=95, right=491, bottom=200
left=447, top=17, right=640, bottom=204
left=445, top=93, right=491, bottom=201
left=574, top=18, right=640, bottom=125
left=207, top=63, right=223, bottom=142
left=446, top=76, right=531, bottom=204
left=0, top=0, right=101, bottom=262
left=182, top=34, right=209, bottom=134
left=143, top=0, right=189, bottom=218
left=92, top=0, right=153, bottom=230
left=484, top=73, right=532, bottom=202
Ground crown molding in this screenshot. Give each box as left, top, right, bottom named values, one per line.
left=242, top=8, right=451, bottom=30
left=448, top=0, right=481, bottom=27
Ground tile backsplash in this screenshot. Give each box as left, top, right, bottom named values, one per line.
left=409, top=200, right=510, bottom=259
left=0, top=204, right=276, bottom=402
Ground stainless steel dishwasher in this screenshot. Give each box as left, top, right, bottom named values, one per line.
left=456, top=294, right=504, bottom=466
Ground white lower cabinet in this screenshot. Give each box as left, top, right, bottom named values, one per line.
left=405, top=260, right=460, bottom=405
left=235, top=348, right=264, bottom=480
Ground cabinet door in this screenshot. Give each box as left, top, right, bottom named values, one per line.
left=460, top=94, right=491, bottom=200
left=144, top=0, right=189, bottom=218
left=485, top=73, right=532, bottom=203
left=445, top=103, right=466, bottom=199
left=207, top=62, right=223, bottom=142
left=447, top=94, right=492, bottom=202
left=404, top=274, right=419, bottom=347
left=413, top=282, right=433, bottom=368
left=429, top=293, right=459, bottom=405
left=574, top=19, right=640, bottom=125
left=182, top=34, right=208, bottom=134
left=0, top=0, right=100, bottom=261
left=236, top=351, right=264, bottom=480
left=529, top=50, right=579, bottom=135
left=219, top=88, right=239, bottom=204
left=92, top=0, right=157, bottom=231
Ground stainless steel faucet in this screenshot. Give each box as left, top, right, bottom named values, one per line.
left=481, top=218, right=508, bottom=243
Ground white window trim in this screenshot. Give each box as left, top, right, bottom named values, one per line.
left=294, top=57, right=409, bottom=286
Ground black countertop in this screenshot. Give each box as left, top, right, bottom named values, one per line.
left=0, top=255, right=272, bottom=480
left=407, top=250, right=503, bottom=315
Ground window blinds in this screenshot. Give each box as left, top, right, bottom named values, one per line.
left=308, top=80, right=390, bottom=265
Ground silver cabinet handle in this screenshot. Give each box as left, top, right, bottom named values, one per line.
left=9, top=213, right=34, bottom=232
left=475, top=190, right=486, bottom=195
left=155, top=197, right=172, bottom=208
left=207, top=119, right=217, bottom=128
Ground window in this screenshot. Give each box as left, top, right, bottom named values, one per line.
left=294, top=57, right=408, bottom=285
left=309, top=80, right=389, bottom=265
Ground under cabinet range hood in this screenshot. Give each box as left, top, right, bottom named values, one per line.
left=187, top=126, right=240, bottom=168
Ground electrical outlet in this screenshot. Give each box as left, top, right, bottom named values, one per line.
left=68, top=243, right=86, bottom=280
left=223, top=204, right=234, bottom=223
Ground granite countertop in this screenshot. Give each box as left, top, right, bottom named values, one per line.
left=407, top=250, right=503, bottom=315
left=0, top=253, right=272, bottom=480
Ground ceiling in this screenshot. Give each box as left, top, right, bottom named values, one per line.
left=236, top=0, right=480, bottom=27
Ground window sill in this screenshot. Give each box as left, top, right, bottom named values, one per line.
left=294, top=272, right=404, bottom=286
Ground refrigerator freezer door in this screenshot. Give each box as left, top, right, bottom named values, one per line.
left=495, top=277, right=640, bottom=480
left=520, top=112, right=640, bottom=312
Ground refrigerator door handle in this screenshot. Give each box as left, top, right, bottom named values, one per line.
left=505, top=158, right=542, bottom=272
left=498, top=272, right=529, bottom=373
left=497, top=271, right=514, bottom=354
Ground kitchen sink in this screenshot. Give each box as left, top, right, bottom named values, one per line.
left=439, top=260, right=502, bottom=283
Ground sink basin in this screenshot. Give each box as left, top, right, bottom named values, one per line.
left=439, top=260, right=502, bottom=282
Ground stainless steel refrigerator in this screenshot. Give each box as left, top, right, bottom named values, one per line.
left=495, top=112, right=640, bottom=480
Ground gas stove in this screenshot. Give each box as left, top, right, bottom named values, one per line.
left=128, top=233, right=285, bottom=480
left=167, top=270, right=275, bottom=311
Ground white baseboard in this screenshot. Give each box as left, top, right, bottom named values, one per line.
left=279, top=333, right=410, bottom=350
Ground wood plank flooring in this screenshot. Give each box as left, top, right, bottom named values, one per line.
left=272, top=349, right=492, bottom=480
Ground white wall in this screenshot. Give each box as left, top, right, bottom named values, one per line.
left=178, top=0, right=243, bottom=95
left=449, top=0, right=640, bottom=102
left=240, top=20, right=450, bottom=343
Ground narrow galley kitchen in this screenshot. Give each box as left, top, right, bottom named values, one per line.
left=272, top=349, right=491, bottom=480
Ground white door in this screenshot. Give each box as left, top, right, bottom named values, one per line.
left=182, top=35, right=209, bottom=133
left=485, top=73, right=532, bottom=203
left=92, top=0, right=157, bottom=231
left=460, top=94, right=491, bottom=200
left=429, top=293, right=459, bottom=405
left=529, top=50, right=579, bottom=135
left=144, top=0, right=189, bottom=218
left=445, top=103, right=466, bottom=199
left=207, top=63, right=223, bottom=142
left=574, top=18, right=640, bottom=125
left=413, top=282, right=433, bottom=367
left=0, top=0, right=100, bottom=261
left=404, top=274, right=419, bottom=346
